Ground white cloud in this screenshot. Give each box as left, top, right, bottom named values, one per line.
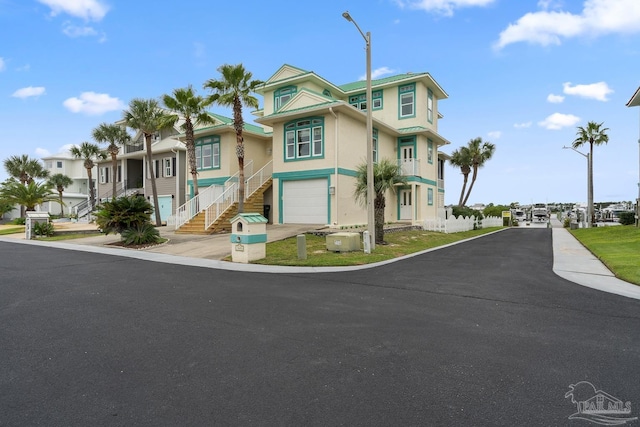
left=514, top=121, right=532, bottom=128
left=37, top=0, right=109, bottom=21
left=35, top=147, right=51, bottom=157
left=488, top=131, right=502, bottom=139
left=62, top=22, right=97, bottom=37
left=16, top=64, right=31, bottom=72
left=0, top=57, right=5, bottom=72
left=562, top=81, right=613, bottom=101
left=494, top=0, right=640, bottom=49
left=63, top=92, right=124, bottom=115
left=359, top=66, right=396, bottom=81
left=538, top=112, right=580, bottom=130
left=12, top=86, right=46, bottom=99
left=396, top=0, right=496, bottom=16
left=547, top=94, right=565, bottom=103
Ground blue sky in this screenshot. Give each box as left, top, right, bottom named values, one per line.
left=1, top=0, right=639, bottom=206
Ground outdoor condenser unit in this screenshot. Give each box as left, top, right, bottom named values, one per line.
left=326, top=232, right=361, bottom=252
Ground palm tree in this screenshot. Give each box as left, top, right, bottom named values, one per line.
left=123, top=98, right=177, bottom=226
left=573, top=121, right=609, bottom=227
left=460, top=137, right=496, bottom=207
left=3, top=155, right=50, bottom=217
left=48, top=173, right=73, bottom=216
left=354, top=158, right=407, bottom=244
left=449, top=146, right=472, bottom=207
left=92, top=123, right=131, bottom=198
left=204, top=63, right=263, bottom=213
left=162, top=86, right=215, bottom=197
left=0, top=179, right=57, bottom=212
left=70, top=142, right=106, bottom=210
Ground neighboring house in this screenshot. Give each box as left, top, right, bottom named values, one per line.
left=41, top=152, right=95, bottom=216
left=626, top=86, right=640, bottom=227
left=95, top=124, right=186, bottom=226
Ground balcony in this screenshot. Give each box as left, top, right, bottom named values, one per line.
left=125, top=143, right=144, bottom=154
left=398, top=158, right=420, bottom=176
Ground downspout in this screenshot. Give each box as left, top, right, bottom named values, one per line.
left=330, top=107, right=338, bottom=226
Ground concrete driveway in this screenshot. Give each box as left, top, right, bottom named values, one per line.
left=1, top=228, right=639, bottom=426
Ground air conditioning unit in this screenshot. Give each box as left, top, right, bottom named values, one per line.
left=326, top=232, right=361, bottom=252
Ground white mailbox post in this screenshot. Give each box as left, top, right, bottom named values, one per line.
left=25, top=212, right=51, bottom=240
left=230, top=213, right=268, bottom=263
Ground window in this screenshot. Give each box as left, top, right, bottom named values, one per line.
left=100, top=167, right=109, bottom=184
left=274, top=86, right=297, bottom=111
left=428, top=140, right=434, bottom=164
left=56, top=161, right=63, bottom=168
left=45, top=161, right=53, bottom=169
left=154, top=160, right=160, bottom=178
left=349, top=90, right=382, bottom=111
left=163, top=157, right=173, bottom=177
left=428, top=188, right=434, bottom=206
left=372, top=128, right=379, bottom=163
left=427, top=89, right=434, bottom=123
left=117, top=165, right=122, bottom=183
left=284, top=118, right=324, bottom=160
left=399, top=84, right=415, bottom=118
left=195, top=136, right=221, bottom=170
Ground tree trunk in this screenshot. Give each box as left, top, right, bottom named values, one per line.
left=146, top=134, right=162, bottom=226
left=458, top=173, right=469, bottom=206
left=59, top=191, right=64, bottom=216
left=589, top=141, right=594, bottom=227
left=111, top=153, right=118, bottom=199
left=374, top=194, right=385, bottom=244
left=186, top=123, right=199, bottom=198
left=88, top=169, right=95, bottom=209
left=462, top=165, right=479, bottom=207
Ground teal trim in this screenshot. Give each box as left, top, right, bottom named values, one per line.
left=427, top=89, right=434, bottom=124
left=283, top=117, right=325, bottom=162
left=428, top=188, right=434, bottom=206
left=405, top=176, right=437, bottom=186
left=348, top=90, right=383, bottom=111
left=438, top=188, right=445, bottom=193
left=195, top=135, right=221, bottom=171
left=187, top=176, right=230, bottom=198
left=398, top=83, right=416, bottom=120
left=427, top=140, right=434, bottom=164
left=276, top=171, right=331, bottom=224
left=397, top=136, right=417, bottom=160
left=274, top=85, right=297, bottom=111
left=231, top=233, right=267, bottom=244
left=397, top=185, right=411, bottom=219
left=337, top=168, right=358, bottom=177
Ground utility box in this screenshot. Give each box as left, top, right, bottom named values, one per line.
left=326, top=232, right=361, bottom=252
left=230, top=213, right=268, bottom=263
left=25, top=212, right=50, bottom=240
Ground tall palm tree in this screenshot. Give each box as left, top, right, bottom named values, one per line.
left=48, top=173, right=73, bottom=216
left=0, top=179, right=57, bottom=212
left=354, top=158, right=407, bottom=244
left=461, top=137, right=496, bottom=207
left=449, top=147, right=472, bottom=207
left=70, top=142, right=106, bottom=210
left=573, top=121, right=609, bottom=227
left=123, top=98, right=177, bottom=227
left=162, top=86, right=215, bottom=197
left=204, top=63, right=263, bottom=213
left=3, top=154, right=50, bottom=217
left=92, top=123, right=131, bottom=198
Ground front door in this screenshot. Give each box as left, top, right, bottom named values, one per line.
left=401, top=146, right=415, bottom=175
left=399, top=189, right=412, bottom=220
left=151, top=195, right=173, bottom=225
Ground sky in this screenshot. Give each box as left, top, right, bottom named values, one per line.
left=1, top=0, right=640, bottom=207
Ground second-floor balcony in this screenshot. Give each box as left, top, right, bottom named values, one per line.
left=125, top=142, right=144, bottom=154
left=398, top=158, right=420, bottom=176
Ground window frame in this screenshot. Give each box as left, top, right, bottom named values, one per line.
left=100, top=166, right=109, bottom=184
left=349, top=90, right=383, bottom=111
left=163, top=157, right=173, bottom=177
left=372, top=128, right=379, bottom=163
left=428, top=188, right=434, bottom=206
left=427, top=89, right=434, bottom=124
left=284, top=117, right=324, bottom=161
left=274, top=86, right=297, bottom=111
left=398, top=84, right=416, bottom=119
left=427, top=140, right=434, bottom=164
left=195, top=136, right=221, bottom=171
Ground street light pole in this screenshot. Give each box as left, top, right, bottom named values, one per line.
left=563, top=146, right=591, bottom=227
left=343, top=11, right=375, bottom=251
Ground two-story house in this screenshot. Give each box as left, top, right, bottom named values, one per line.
left=41, top=152, right=95, bottom=216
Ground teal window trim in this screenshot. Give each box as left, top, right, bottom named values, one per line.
left=397, top=135, right=417, bottom=160
left=274, top=85, right=297, bottom=111
left=396, top=185, right=411, bottom=219
left=428, top=188, right=434, bottom=206
left=427, top=89, right=434, bottom=124
left=398, top=84, right=416, bottom=119
left=373, top=128, right=378, bottom=163
left=284, top=117, right=324, bottom=162
left=349, top=90, right=383, bottom=111
left=322, top=89, right=332, bottom=97
left=195, top=135, right=220, bottom=171
left=427, top=140, right=434, bottom=164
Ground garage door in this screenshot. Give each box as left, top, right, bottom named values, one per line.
left=282, top=179, right=328, bottom=224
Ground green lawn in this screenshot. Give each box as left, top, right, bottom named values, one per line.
left=249, top=227, right=503, bottom=267
left=0, top=226, right=24, bottom=235
left=570, top=225, right=640, bottom=285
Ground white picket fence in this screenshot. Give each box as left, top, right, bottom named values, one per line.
left=423, top=215, right=502, bottom=233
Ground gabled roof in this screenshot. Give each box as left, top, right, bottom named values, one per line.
left=256, top=64, right=344, bottom=96
left=397, top=126, right=451, bottom=146
left=340, top=72, right=448, bottom=99
left=627, top=86, right=640, bottom=107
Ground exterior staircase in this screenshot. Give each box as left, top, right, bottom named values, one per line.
left=205, top=178, right=271, bottom=233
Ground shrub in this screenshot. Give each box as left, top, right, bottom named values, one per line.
left=618, top=211, right=636, bottom=226
left=12, top=217, right=26, bottom=225
left=121, top=223, right=161, bottom=246
left=563, top=216, right=571, bottom=228
left=452, top=206, right=484, bottom=220
left=95, top=195, right=154, bottom=235
left=33, top=221, right=55, bottom=237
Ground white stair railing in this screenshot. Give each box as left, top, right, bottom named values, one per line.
left=204, top=182, right=238, bottom=230
left=174, top=184, right=224, bottom=230
left=245, top=160, right=273, bottom=200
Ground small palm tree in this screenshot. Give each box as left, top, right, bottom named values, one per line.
left=3, top=154, right=50, bottom=217
left=48, top=173, right=73, bottom=216
left=354, top=158, right=407, bottom=244
left=460, top=137, right=496, bottom=207
left=123, top=98, right=177, bottom=226
left=573, top=121, right=609, bottom=226
left=70, top=142, right=106, bottom=210
left=92, top=123, right=131, bottom=198
left=204, top=63, right=263, bottom=213
left=449, top=147, right=472, bottom=207
left=162, top=86, right=215, bottom=197
left=0, top=179, right=57, bottom=212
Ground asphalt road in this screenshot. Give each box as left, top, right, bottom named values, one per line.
left=1, top=228, right=639, bottom=426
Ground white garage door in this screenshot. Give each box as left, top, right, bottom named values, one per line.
left=283, top=179, right=328, bottom=224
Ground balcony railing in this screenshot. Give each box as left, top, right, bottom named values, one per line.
left=125, top=143, right=144, bottom=154
left=398, top=158, right=420, bottom=176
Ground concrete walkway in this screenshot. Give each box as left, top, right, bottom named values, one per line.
left=2, top=219, right=638, bottom=300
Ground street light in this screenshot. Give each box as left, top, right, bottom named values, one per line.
left=563, top=146, right=591, bottom=227
left=343, top=10, right=375, bottom=252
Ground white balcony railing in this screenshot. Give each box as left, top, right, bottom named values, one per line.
left=398, top=158, right=420, bottom=176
